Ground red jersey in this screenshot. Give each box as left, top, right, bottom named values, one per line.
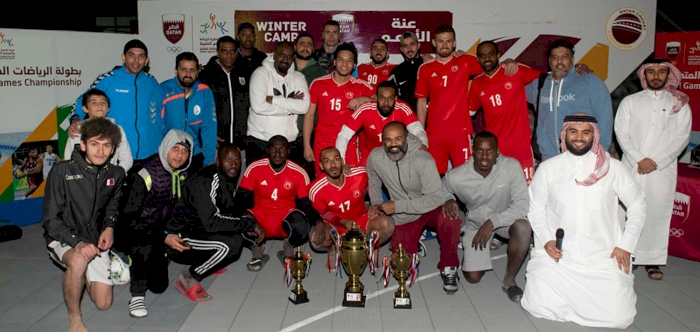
left=309, top=74, right=374, bottom=140
left=344, top=100, right=420, bottom=158
left=239, top=159, right=310, bottom=213
left=356, top=62, right=397, bottom=91
left=414, top=54, right=482, bottom=133
left=308, top=167, right=368, bottom=221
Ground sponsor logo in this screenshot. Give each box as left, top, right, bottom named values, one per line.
left=672, top=192, right=690, bottom=223
left=606, top=7, right=647, bottom=51
left=369, top=124, right=376, bottom=130
left=284, top=181, right=293, bottom=190
left=540, top=93, right=576, bottom=104
left=670, top=228, right=685, bottom=238
left=65, top=174, right=83, bottom=181
left=166, top=46, right=182, bottom=54
left=163, top=14, right=186, bottom=44
left=666, top=41, right=681, bottom=59
left=115, top=89, right=129, bottom=93
left=260, top=180, right=268, bottom=186
left=431, top=72, right=437, bottom=77
left=200, top=13, right=228, bottom=34
left=332, top=13, right=355, bottom=34
left=0, top=31, right=15, bottom=60
left=480, top=91, right=485, bottom=96
left=328, top=201, right=335, bottom=206
left=322, top=91, right=329, bottom=96
left=193, top=105, right=201, bottom=115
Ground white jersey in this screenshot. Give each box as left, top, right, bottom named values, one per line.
left=42, top=152, right=58, bottom=179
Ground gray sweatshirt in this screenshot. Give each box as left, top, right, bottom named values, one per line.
left=366, top=133, right=444, bottom=226
left=442, top=155, right=529, bottom=229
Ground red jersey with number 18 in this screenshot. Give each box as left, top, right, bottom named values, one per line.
left=239, top=159, right=310, bottom=213
left=357, top=62, right=397, bottom=91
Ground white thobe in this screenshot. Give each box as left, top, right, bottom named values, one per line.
left=615, top=90, right=691, bottom=265
left=521, top=151, right=646, bottom=329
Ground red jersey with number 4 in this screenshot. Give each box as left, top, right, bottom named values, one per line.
left=308, top=167, right=368, bottom=221
left=239, top=159, right=310, bottom=213
left=469, top=65, right=540, bottom=155
left=414, top=54, right=483, bottom=133
left=310, top=74, right=374, bottom=140
left=345, top=101, right=420, bottom=159
left=357, top=62, right=397, bottom=91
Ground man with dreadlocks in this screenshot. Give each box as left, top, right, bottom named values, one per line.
left=521, top=113, right=646, bottom=329
left=614, top=58, right=692, bottom=281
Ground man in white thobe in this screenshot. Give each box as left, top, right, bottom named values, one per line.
left=615, top=58, right=692, bottom=280
left=521, top=113, right=646, bottom=329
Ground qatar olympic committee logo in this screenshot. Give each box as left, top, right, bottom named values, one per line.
left=163, top=14, right=185, bottom=45
left=606, top=7, right=648, bottom=51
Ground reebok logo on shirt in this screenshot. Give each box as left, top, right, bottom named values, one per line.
left=540, top=93, right=576, bottom=104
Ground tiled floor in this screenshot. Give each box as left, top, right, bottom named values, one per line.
left=1, top=224, right=699, bottom=331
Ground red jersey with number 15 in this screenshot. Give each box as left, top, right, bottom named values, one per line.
left=309, top=74, right=374, bottom=139
left=357, top=62, right=397, bottom=91
left=468, top=64, right=541, bottom=152
left=308, top=167, right=368, bottom=221
left=239, top=159, right=310, bottom=213
left=414, top=54, right=483, bottom=133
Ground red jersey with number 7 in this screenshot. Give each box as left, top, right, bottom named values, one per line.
left=414, top=54, right=483, bottom=133
left=239, top=159, right=310, bottom=213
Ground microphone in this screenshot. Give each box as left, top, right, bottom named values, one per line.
left=555, top=228, right=564, bottom=250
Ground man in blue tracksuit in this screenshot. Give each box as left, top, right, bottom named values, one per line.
left=152, top=52, right=217, bottom=172
left=68, top=39, right=161, bottom=163
left=526, top=39, right=613, bottom=161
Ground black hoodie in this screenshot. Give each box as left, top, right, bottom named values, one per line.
left=42, top=148, right=126, bottom=247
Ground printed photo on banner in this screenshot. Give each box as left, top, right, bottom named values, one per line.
left=11, top=140, right=60, bottom=201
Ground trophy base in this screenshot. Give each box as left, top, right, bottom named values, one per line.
left=289, top=290, right=309, bottom=305
left=342, top=291, right=366, bottom=307
left=394, top=297, right=412, bottom=309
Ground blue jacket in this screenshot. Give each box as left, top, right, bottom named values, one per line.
left=526, top=70, right=613, bottom=161
left=152, top=78, right=217, bottom=165
left=71, top=66, right=160, bottom=160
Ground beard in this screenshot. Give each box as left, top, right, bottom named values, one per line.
left=296, top=52, right=312, bottom=61
left=646, top=77, right=668, bottom=90
left=384, top=142, right=408, bottom=161
left=565, top=139, right=593, bottom=156
left=178, top=77, right=195, bottom=88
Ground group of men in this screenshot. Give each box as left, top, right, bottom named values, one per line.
left=40, top=18, right=691, bottom=332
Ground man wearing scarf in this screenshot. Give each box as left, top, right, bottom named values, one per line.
left=521, top=113, right=646, bottom=329
left=614, top=58, right=692, bottom=281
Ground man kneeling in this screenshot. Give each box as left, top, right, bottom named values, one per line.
left=441, top=131, right=531, bottom=302
left=308, top=147, right=394, bottom=271
left=42, top=118, right=125, bottom=332
left=165, top=143, right=265, bottom=302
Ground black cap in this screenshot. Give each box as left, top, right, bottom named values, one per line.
left=238, top=22, right=255, bottom=34
left=176, top=140, right=192, bottom=151
left=123, top=39, right=148, bottom=56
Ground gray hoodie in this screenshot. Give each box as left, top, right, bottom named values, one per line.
left=366, top=133, right=444, bottom=226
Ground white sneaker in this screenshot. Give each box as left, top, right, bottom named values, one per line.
left=129, top=296, right=147, bottom=318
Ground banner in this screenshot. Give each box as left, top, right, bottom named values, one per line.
left=234, top=11, right=451, bottom=54
left=138, top=0, right=656, bottom=91
left=655, top=32, right=700, bottom=131
left=0, top=29, right=131, bottom=225
left=670, top=165, right=700, bottom=262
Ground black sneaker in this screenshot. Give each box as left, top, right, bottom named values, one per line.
left=441, top=266, right=459, bottom=294
left=417, top=241, right=427, bottom=257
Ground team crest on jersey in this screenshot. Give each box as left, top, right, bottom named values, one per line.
left=345, top=91, right=354, bottom=99
left=353, top=189, right=361, bottom=198
left=451, top=65, right=459, bottom=72
left=504, top=82, right=513, bottom=90
left=284, top=181, right=293, bottom=190
left=382, top=69, right=389, bottom=75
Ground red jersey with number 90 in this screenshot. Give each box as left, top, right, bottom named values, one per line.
left=239, top=159, right=310, bottom=213
left=415, top=54, right=482, bottom=133
left=308, top=167, right=368, bottom=221
left=309, top=74, right=374, bottom=140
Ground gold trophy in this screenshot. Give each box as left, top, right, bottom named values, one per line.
left=389, top=243, right=418, bottom=309
left=339, top=221, right=368, bottom=307
left=286, top=247, right=311, bottom=305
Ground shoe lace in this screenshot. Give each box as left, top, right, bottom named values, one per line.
left=443, top=270, right=457, bottom=285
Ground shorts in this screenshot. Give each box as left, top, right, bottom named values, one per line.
left=48, top=240, right=113, bottom=286
left=27, top=175, right=43, bottom=188
left=499, top=144, right=535, bottom=185
left=461, top=223, right=511, bottom=272
left=249, top=208, right=298, bottom=239
left=325, top=214, right=369, bottom=234
left=428, top=133, right=471, bottom=175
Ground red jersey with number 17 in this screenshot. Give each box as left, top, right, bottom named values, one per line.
left=309, top=74, right=374, bottom=139
left=468, top=64, right=541, bottom=153
left=239, top=159, right=310, bottom=213
left=357, top=62, right=397, bottom=91
left=414, top=54, right=483, bottom=133
left=308, top=167, right=368, bottom=221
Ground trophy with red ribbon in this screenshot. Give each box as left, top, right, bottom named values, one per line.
left=381, top=243, right=419, bottom=309
left=284, top=247, right=312, bottom=305
left=333, top=221, right=380, bottom=307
